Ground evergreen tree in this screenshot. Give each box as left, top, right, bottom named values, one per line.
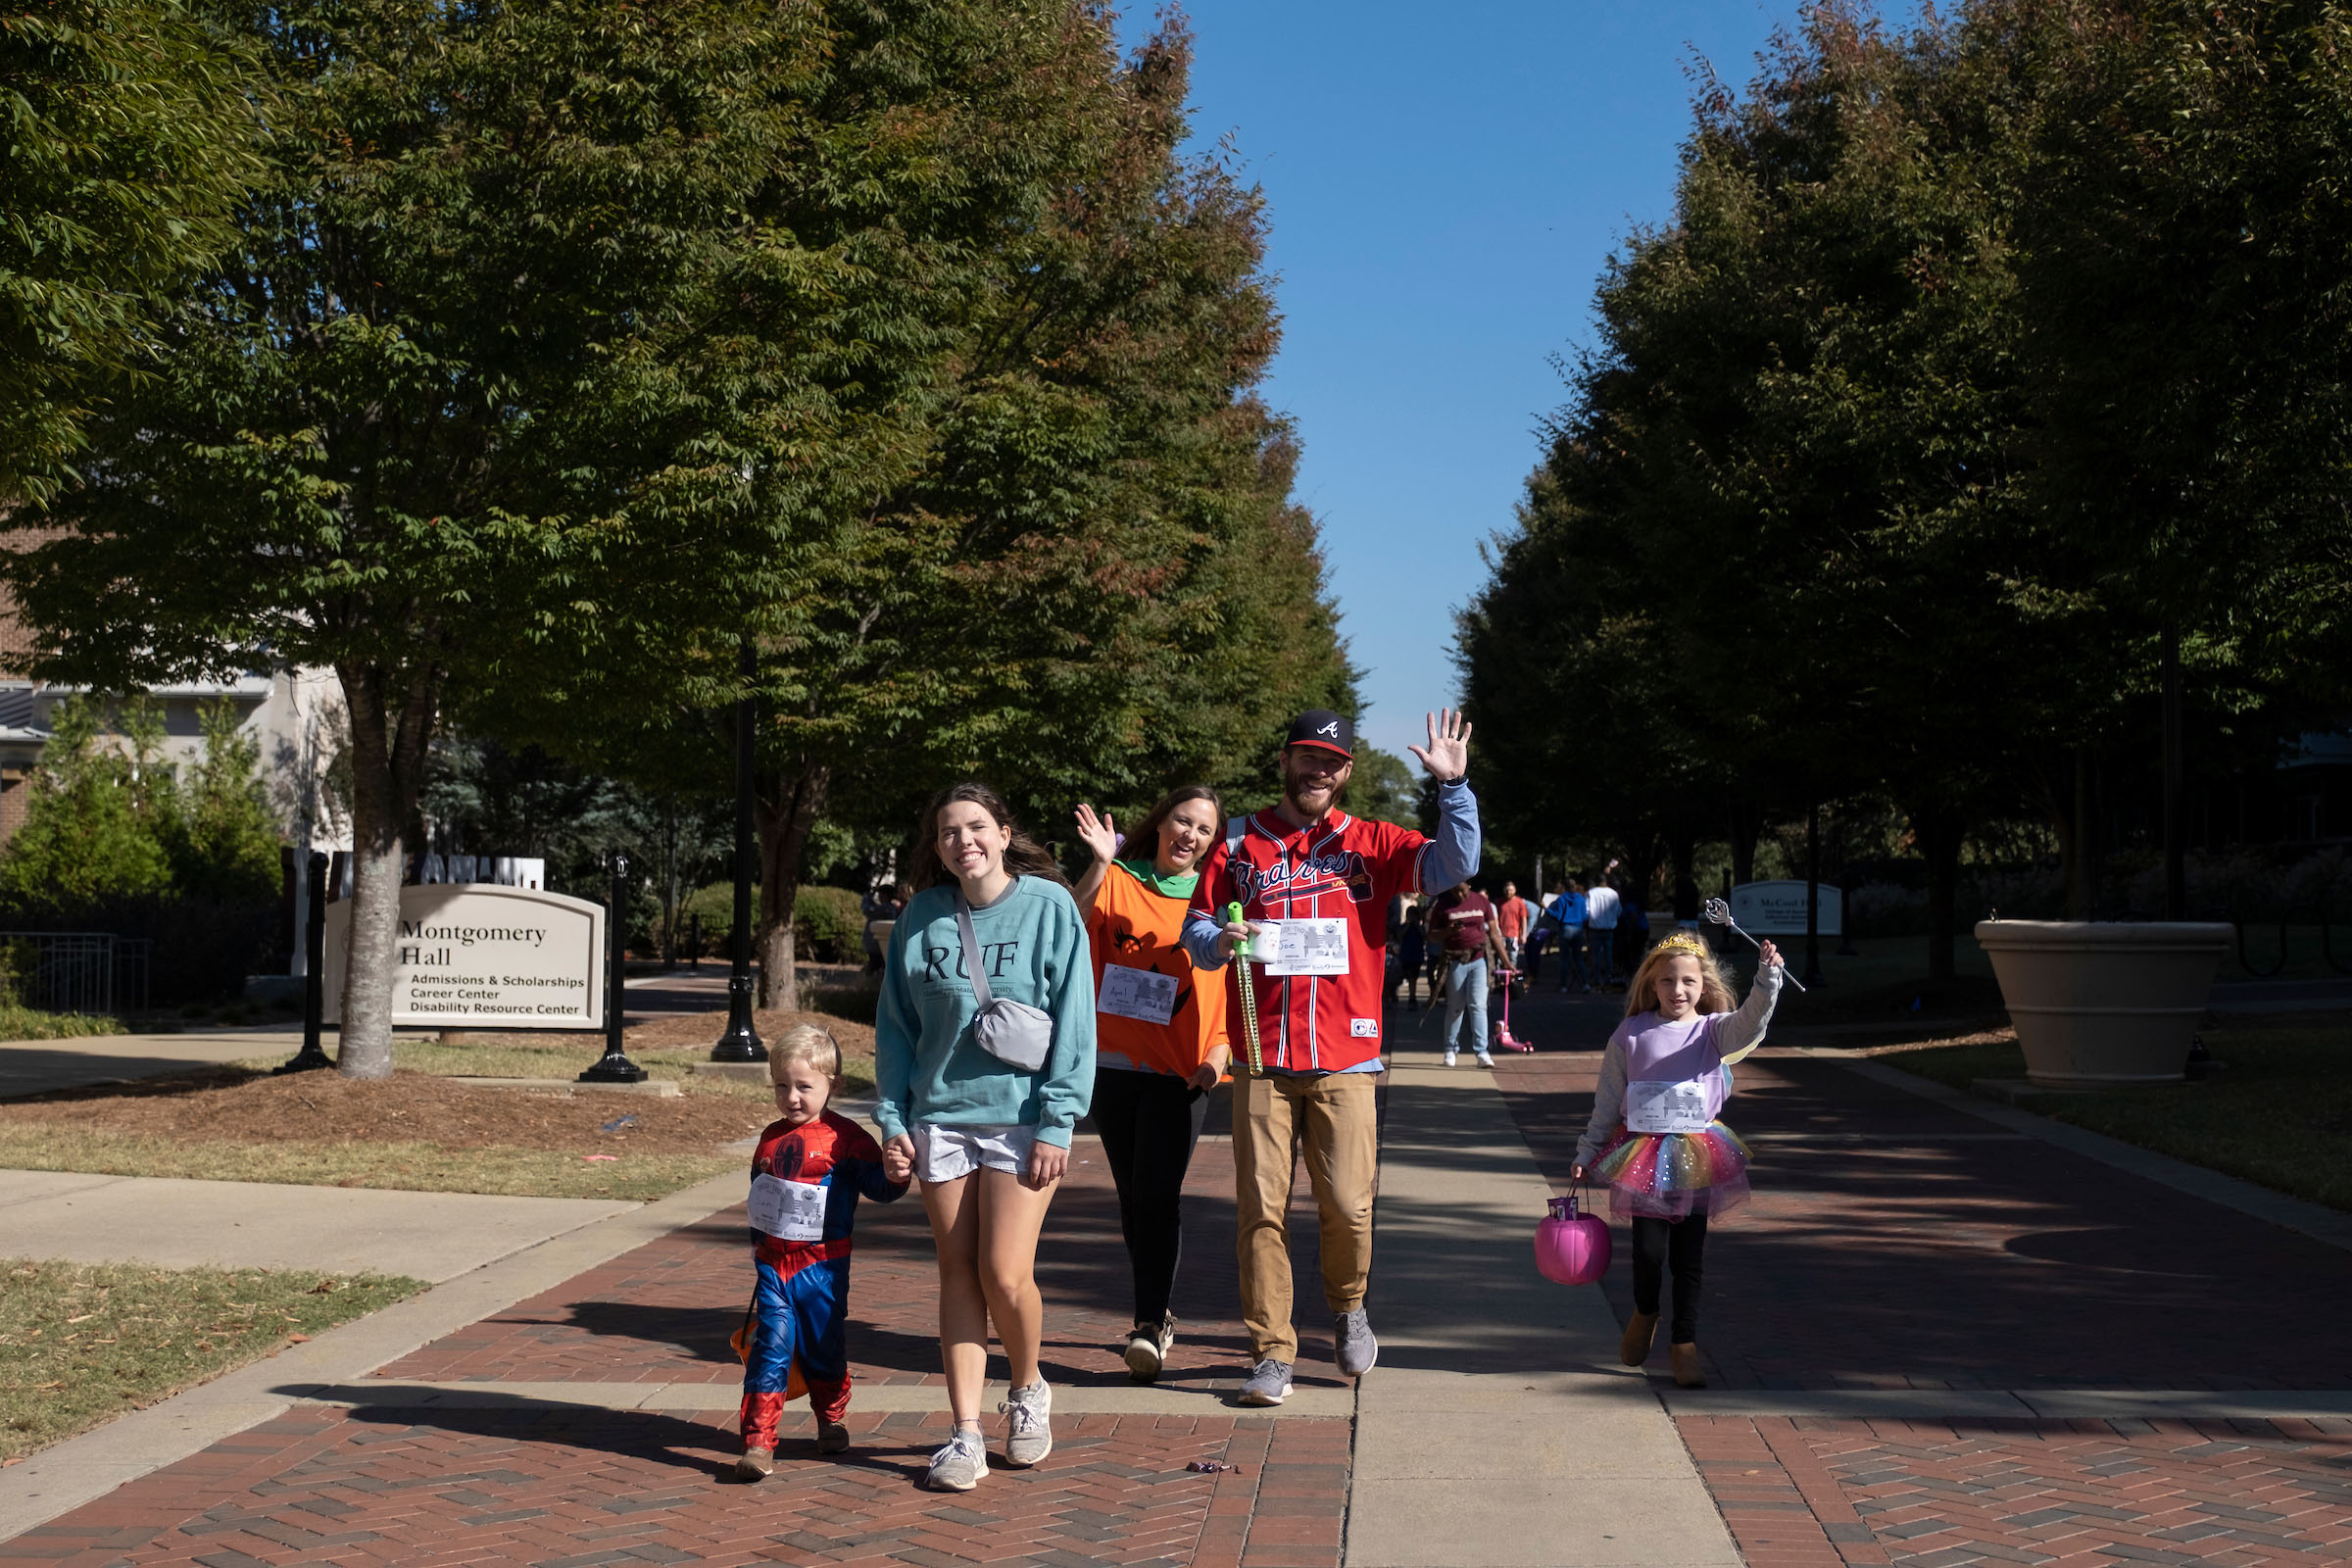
left=0, top=698, right=172, bottom=909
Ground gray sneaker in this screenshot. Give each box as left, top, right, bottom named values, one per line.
left=1335, top=1307, right=1378, bottom=1378
left=1238, top=1357, right=1293, bottom=1406
left=1001, top=1380, right=1053, bottom=1467
left=924, top=1427, right=988, bottom=1492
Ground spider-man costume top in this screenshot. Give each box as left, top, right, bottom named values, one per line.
left=738, top=1107, right=906, bottom=1445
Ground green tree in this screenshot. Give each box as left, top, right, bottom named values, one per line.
left=476, top=20, right=1357, bottom=1005
left=1465, top=3, right=2089, bottom=974
left=173, top=701, right=283, bottom=904
left=2003, top=0, right=2352, bottom=913
left=0, top=697, right=172, bottom=909
left=1346, top=745, right=1421, bottom=830
left=0, top=0, right=265, bottom=504
left=9, top=0, right=1127, bottom=1074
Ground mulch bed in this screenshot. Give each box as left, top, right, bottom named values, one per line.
left=0, top=1068, right=774, bottom=1154
left=441, top=1006, right=877, bottom=1058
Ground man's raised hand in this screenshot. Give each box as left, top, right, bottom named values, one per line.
left=1408, top=708, right=1472, bottom=783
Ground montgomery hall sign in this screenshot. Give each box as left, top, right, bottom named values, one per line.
left=321, top=883, right=607, bottom=1029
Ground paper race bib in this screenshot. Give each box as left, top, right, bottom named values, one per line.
left=1255, top=917, right=1350, bottom=976
left=747, top=1173, right=827, bottom=1242
left=1625, top=1079, right=1713, bottom=1135
left=1099, top=962, right=1178, bottom=1026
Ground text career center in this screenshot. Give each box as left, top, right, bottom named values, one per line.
left=323, top=885, right=608, bottom=1029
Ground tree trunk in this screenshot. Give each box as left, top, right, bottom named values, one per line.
left=335, top=662, right=439, bottom=1080
left=2066, top=747, right=2095, bottom=919
left=755, top=762, right=831, bottom=1011
left=1668, top=826, right=1698, bottom=921
left=1913, top=803, right=1964, bottom=982
left=1727, top=798, right=1763, bottom=888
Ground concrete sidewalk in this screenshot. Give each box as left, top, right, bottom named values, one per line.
left=0, top=1030, right=302, bottom=1099
left=1348, top=1054, right=1740, bottom=1568
left=0, top=1168, right=634, bottom=1280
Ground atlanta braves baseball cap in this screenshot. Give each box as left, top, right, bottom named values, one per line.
left=1285, top=710, right=1354, bottom=759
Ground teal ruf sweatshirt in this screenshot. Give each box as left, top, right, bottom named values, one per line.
left=873, top=876, right=1097, bottom=1149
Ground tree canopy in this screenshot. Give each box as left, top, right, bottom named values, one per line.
left=1462, top=0, right=2352, bottom=973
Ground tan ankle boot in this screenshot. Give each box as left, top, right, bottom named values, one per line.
left=1620, top=1311, right=1658, bottom=1366
left=1670, top=1342, right=1705, bottom=1388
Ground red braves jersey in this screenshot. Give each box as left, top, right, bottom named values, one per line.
left=1189, top=808, right=1430, bottom=1072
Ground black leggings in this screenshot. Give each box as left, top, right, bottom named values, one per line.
left=1630, top=1213, right=1708, bottom=1345
left=1090, top=1067, right=1209, bottom=1326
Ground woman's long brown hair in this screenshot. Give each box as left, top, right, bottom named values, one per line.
left=909, top=781, right=1069, bottom=892
left=1115, top=784, right=1224, bottom=868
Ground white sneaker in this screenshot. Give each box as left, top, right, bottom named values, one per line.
left=1443, top=1051, right=1458, bottom=1067
left=1476, top=1053, right=1494, bottom=1069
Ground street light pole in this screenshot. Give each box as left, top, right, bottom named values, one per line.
left=712, top=633, right=765, bottom=1062
left=1803, top=802, right=1827, bottom=990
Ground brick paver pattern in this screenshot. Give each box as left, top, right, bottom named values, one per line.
left=6, top=1401, right=1350, bottom=1568
left=1473, top=985, right=2352, bottom=1568
left=1680, top=1414, right=2352, bottom=1568
left=9, top=1124, right=1354, bottom=1568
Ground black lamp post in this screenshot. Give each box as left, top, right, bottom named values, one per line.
left=274, top=852, right=333, bottom=1074
left=711, top=634, right=765, bottom=1062
left=1802, top=802, right=1828, bottom=990
left=579, top=852, right=649, bottom=1084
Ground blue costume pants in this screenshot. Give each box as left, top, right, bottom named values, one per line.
left=738, top=1253, right=853, bottom=1445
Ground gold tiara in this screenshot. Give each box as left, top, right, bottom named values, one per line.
left=1652, top=931, right=1709, bottom=958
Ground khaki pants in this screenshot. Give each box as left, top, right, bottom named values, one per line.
left=1232, top=1065, right=1379, bottom=1364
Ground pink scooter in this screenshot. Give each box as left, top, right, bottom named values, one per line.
left=1493, top=966, right=1535, bottom=1053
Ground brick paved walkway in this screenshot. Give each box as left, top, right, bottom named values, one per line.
left=5, top=1123, right=1356, bottom=1568
left=1485, top=984, right=2352, bottom=1568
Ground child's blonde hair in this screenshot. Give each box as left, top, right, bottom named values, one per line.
left=769, top=1023, right=845, bottom=1086
left=1623, top=932, right=1737, bottom=1019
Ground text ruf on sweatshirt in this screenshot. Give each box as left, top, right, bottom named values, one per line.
left=918, top=940, right=1019, bottom=981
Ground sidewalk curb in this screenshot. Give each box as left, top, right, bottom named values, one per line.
left=1810, top=1050, right=2352, bottom=1254
left=0, top=1167, right=747, bottom=1544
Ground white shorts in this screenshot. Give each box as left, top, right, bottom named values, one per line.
left=912, top=1123, right=1036, bottom=1183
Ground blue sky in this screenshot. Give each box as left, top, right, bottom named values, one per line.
left=1113, top=2, right=1804, bottom=764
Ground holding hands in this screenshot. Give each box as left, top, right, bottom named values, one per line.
left=882, top=1134, right=914, bottom=1185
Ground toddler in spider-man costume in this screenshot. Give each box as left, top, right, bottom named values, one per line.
left=733, top=1024, right=910, bottom=1480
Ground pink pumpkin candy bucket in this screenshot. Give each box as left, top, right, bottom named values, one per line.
left=1534, top=1189, right=1611, bottom=1286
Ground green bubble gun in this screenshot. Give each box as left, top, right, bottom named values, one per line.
left=1225, top=901, right=1263, bottom=1074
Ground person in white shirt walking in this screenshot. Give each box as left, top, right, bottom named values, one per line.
left=1583, top=858, right=1623, bottom=990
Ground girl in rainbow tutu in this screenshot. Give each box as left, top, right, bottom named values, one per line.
left=1570, top=928, right=1782, bottom=1389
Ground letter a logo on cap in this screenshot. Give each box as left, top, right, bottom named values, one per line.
left=1285, top=710, right=1353, bottom=759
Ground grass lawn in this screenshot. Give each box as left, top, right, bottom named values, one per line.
left=0, top=1126, right=742, bottom=1201
left=0, top=1000, right=879, bottom=1200
left=0, top=1258, right=420, bottom=1461
left=0, top=1005, right=123, bottom=1042
left=1870, top=1010, right=2352, bottom=1212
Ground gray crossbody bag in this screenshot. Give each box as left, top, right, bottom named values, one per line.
left=954, top=889, right=1054, bottom=1072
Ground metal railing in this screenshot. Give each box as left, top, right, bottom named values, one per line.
left=0, top=931, right=153, bottom=1014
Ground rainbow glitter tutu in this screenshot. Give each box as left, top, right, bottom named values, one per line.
left=1590, top=1122, right=1752, bottom=1219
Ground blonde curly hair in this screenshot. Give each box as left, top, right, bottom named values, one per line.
left=1623, top=933, right=1736, bottom=1019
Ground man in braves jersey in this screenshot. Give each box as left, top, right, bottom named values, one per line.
left=1184, top=708, right=1481, bottom=1405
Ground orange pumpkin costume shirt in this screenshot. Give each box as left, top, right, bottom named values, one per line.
left=1086, top=859, right=1231, bottom=1077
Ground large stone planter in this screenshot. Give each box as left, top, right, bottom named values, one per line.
left=1975, top=920, right=2231, bottom=1087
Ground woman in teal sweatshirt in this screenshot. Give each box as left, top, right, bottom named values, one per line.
left=875, top=781, right=1095, bottom=1493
